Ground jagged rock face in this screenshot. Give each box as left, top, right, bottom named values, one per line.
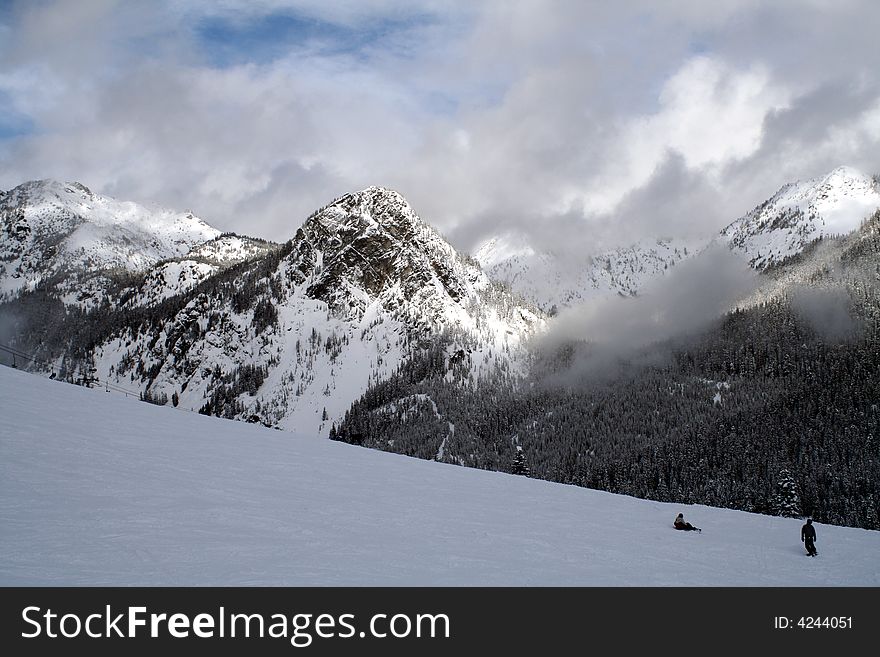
left=721, top=166, right=880, bottom=270
left=287, top=187, right=487, bottom=329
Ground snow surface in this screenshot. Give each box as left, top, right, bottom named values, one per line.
left=2, top=365, right=878, bottom=586
left=130, top=259, right=219, bottom=306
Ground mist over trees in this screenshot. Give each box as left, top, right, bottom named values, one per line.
left=335, top=290, right=879, bottom=529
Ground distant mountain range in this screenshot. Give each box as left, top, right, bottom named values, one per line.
left=334, top=167, right=880, bottom=529
left=2, top=165, right=879, bottom=529
left=475, top=233, right=699, bottom=311
left=475, top=166, right=880, bottom=311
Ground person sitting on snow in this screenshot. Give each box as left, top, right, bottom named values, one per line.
left=674, top=512, right=701, bottom=532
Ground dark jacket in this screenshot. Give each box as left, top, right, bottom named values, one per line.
left=801, top=523, right=816, bottom=541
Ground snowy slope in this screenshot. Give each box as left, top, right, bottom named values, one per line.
left=0, top=179, right=220, bottom=306
left=475, top=233, right=698, bottom=310
left=186, top=234, right=275, bottom=264
left=2, top=365, right=877, bottom=586
left=721, top=166, right=880, bottom=270
left=121, top=234, right=281, bottom=308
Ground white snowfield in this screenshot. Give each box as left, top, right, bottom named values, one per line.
left=1, top=365, right=878, bottom=586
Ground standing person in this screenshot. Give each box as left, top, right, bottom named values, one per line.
left=801, top=518, right=818, bottom=556
left=673, top=513, right=701, bottom=532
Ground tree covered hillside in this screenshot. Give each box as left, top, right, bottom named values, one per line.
left=335, top=212, right=880, bottom=530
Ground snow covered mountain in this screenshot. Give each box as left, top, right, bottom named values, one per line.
left=3, top=171, right=879, bottom=538
left=291, top=186, right=533, bottom=337
left=0, top=179, right=222, bottom=307
left=5, top=166, right=878, bottom=447
left=2, top=184, right=541, bottom=438
left=475, top=233, right=698, bottom=311
left=720, top=166, right=880, bottom=271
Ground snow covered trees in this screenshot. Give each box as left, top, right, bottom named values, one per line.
left=770, top=468, right=802, bottom=518
left=512, top=448, right=530, bottom=477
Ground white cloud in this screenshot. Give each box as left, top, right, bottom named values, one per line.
left=578, top=57, right=792, bottom=216
left=0, top=0, right=878, bottom=250
left=826, top=99, right=880, bottom=153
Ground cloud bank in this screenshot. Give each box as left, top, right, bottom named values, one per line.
left=535, top=246, right=759, bottom=384
left=1, top=1, right=878, bottom=252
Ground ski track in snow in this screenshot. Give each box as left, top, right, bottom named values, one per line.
left=1, top=366, right=878, bottom=586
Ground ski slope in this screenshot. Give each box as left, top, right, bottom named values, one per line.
left=1, top=365, right=878, bottom=586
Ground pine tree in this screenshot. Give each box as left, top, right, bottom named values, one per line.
left=512, top=447, right=530, bottom=477
left=771, top=468, right=802, bottom=518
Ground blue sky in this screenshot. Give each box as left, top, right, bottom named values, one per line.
left=193, top=10, right=432, bottom=67
left=0, top=1, right=878, bottom=251
left=0, top=90, right=34, bottom=140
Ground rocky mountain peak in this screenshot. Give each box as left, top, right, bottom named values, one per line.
left=289, top=187, right=482, bottom=314
left=304, top=186, right=424, bottom=245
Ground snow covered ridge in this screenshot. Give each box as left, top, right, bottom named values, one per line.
left=475, top=233, right=698, bottom=311
left=121, top=234, right=282, bottom=308
left=187, top=233, right=280, bottom=265
left=0, top=179, right=221, bottom=305
left=475, top=166, right=880, bottom=309
left=721, top=166, right=880, bottom=271
left=3, top=364, right=878, bottom=586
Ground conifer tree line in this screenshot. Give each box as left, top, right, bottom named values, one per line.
left=335, top=213, right=880, bottom=530
left=335, top=292, right=879, bottom=529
